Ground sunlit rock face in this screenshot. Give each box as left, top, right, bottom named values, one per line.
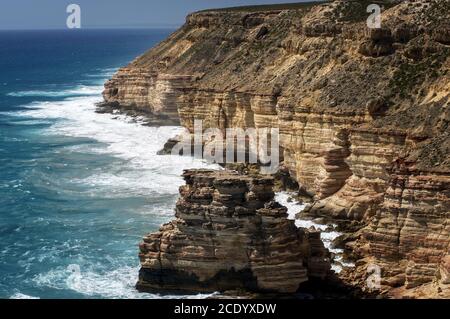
left=105, top=0, right=450, bottom=298
left=137, top=169, right=331, bottom=293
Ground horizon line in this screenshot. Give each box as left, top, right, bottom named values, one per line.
left=0, top=25, right=181, bottom=31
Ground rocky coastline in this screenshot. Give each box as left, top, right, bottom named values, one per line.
left=137, top=169, right=331, bottom=295
left=103, top=0, right=449, bottom=298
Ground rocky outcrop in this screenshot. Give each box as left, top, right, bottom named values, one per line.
left=137, top=169, right=330, bottom=293
left=105, top=0, right=450, bottom=298
left=358, top=28, right=395, bottom=57
left=103, top=69, right=191, bottom=120
left=339, top=162, right=450, bottom=298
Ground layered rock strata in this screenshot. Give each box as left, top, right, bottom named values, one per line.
left=137, top=169, right=331, bottom=293
left=105, top=0, right=450, bottom=297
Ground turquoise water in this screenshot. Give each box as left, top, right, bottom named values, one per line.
left=0, top=29, right=215, bottom=299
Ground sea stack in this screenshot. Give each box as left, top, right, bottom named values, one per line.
left=137, top=169, right=331, bottom=293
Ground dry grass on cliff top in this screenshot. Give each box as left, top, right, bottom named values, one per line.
left=198, top=1, right=327, bottom=13
left=197, top=0, right=397, bottom=14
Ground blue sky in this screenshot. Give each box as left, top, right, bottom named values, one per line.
left=0, top=0, right=314, bottom=30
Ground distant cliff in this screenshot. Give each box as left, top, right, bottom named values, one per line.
left=104, top=0, right=449, bottom=298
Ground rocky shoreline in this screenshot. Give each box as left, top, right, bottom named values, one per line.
left=137, top=169, right=331, bottom=294
left=96, top=101, right=181, bottom=126
left=103, top=0, right=449, bottom=298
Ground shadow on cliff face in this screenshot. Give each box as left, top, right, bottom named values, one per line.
left=296, top=275, right=374, bottom=300
left=137, top=266, right=370, bottom=299
left=136, top=267, right=259, bottom=295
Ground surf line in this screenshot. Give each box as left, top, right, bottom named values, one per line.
left=174, top=303, right=208, bottom=317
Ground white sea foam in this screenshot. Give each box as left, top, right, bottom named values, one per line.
left=275, top=192, right=355, bottom=274
left=15, top=90, right=217, bottom=198
left=33, top=265, right=216, bottom=299
left=7, top=85, right=104, bottom=98
left=13, top=84, right=219, bottom=298
left=10, top=293, right=40, bottom=299
left=275, top=192, right=334, bottom=241
left=85, top=68, right=117, bottom=78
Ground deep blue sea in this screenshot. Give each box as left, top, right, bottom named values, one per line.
left=0, top=29, right=216, bottom=299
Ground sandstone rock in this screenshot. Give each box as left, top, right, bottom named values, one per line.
left=303, top=23, right=342, bottom=37
left=358, top=28, right=395, bottom=57
left=403, top=38, right=439, bottom=61
left=243, top=14, right=266, bottom=28
left=137, top=169, right=331, bottom=293
left=440, top=255, right=450, bottom=285
left=366, top=97, right=388, bottom=116
left=105, top=0, right=450, bottom=298
left=392, top=23, right=418, bottom=43
left=357, top=165, right=449, bottom=291
left=157, top=135, right=183, bottom=155
left=255, top=26, right=269, bottom=40
left=432, top=24, right=450, bottom=45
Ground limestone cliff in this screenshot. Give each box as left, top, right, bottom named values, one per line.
left=104, top=0, right=449, bottom=298
left=137, top=169, right=330, bottom=293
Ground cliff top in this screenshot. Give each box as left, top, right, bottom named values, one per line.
left=197, top=1, right=326, bottom=13
left=195, top=0, right=403, bottom=13
left=105, top=0, right=449, bottom=171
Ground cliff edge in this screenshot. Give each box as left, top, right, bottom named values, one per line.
left=104, top=0, right=449, bottom=298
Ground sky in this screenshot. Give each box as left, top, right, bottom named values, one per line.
left=0, top=0, right=314, bottom=30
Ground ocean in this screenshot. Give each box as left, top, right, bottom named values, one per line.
left=0, top=29, right=217, bottom=299
left=0, top=29, right=351, bottom=299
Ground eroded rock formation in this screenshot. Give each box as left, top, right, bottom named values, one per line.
left=105, top=0, right=450, bottom=298
left=137, top=169, right=330, bottom=293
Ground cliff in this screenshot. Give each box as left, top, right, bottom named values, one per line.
left=104, top=0, right=449, bottom=298
left=137, top=169, right=331, bottom=293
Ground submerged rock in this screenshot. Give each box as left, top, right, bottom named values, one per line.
left=137, top=169, right=331, bottom=294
